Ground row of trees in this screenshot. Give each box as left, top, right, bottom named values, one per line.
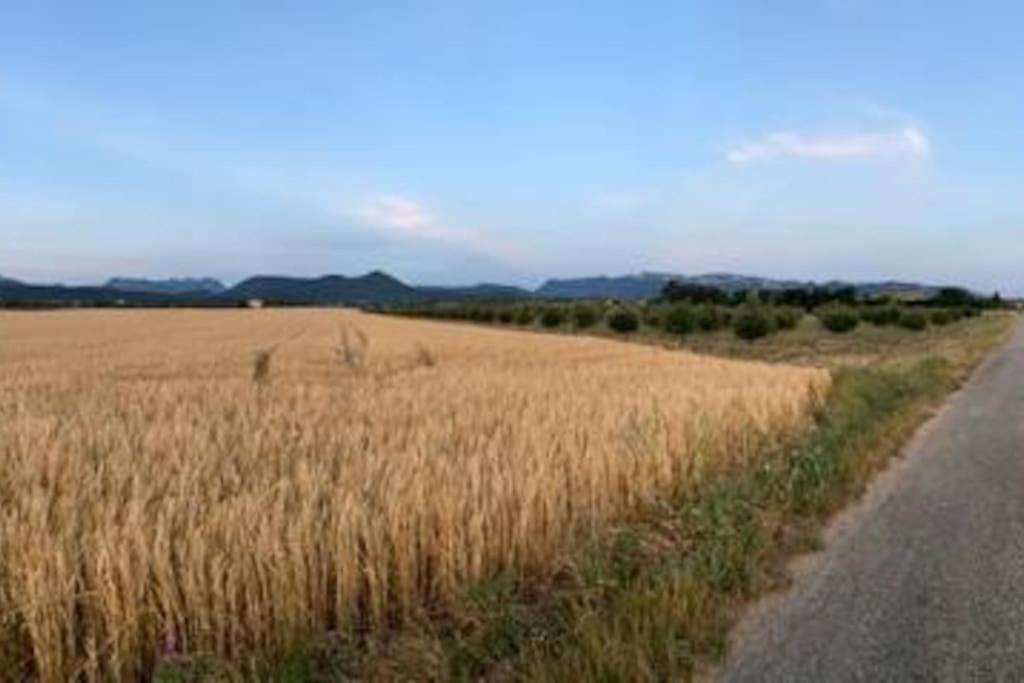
left=661, top=282, right=1006, bottom=311
left=376, top=298, right=980, bottom=342
left=813, top=304, right=978, bottom=334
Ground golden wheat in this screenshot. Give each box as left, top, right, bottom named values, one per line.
left=0, top=308, right=829, bottom=680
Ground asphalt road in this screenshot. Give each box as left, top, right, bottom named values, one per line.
left=717, top=319, right=1024, bottom=683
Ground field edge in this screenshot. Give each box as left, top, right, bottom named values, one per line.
left=204, top=315, right=1017, bottom=682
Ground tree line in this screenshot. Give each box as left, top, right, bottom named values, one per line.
left=372, top=281, right=995, bottom=342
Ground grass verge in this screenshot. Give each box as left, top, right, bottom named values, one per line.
left=519, top=358, right=957, bottom=681
left=156, top=315, right=1014, bottom=682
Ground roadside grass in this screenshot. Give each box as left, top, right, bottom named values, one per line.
left=521, top=314, right=1014, bottom=681
left=161, top=313, right=1015, bottom=682
left=437, top=308, right=1012, bottom=371
left=0, top=311, right=823, bottom=682
left=674, top=312, right=1012, bottom=369
left=521, top=359, right=954, bottom=681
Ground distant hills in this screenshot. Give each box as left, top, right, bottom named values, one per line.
left=418, top=283, right=533, bottom=300
left=0, top=281, right=177, bottom=305
left=106, top=277, right=226, bottom=295
left=0, top=271, right=534, bottom=307
left=229, top=273, right=534, bottom=304
left=536, top=273, right=675, bottom=299
left=535, top=272, right=938, bottom=300
left=229, top=272, right=421, bottom=304
left=0, top=269, right=943, bottom=307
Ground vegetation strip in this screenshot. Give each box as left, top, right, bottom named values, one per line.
left=266, top=316, right=1012, bottom=682
left=374, top=283, right=1003, bottom=346
left=0, top=310, right=1009, bottom=681
left=520, top=360, right=959, bottom=681
left=0, top=310, right=825, bottom=681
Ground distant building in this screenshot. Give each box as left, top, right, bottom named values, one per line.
left=246, top=299, right=264, bottom=309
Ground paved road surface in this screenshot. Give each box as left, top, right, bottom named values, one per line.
left=717, top=319, right=1024, bottom=682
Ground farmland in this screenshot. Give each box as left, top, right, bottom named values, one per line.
left=0, top=309, right=828, bottom=680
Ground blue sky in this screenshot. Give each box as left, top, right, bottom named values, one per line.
left=1, top=1, right=1022, bottom=291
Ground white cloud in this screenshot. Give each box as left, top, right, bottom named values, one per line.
left=353, top=194, right=528, bottom=268
left=358, top=194, right=434, bottom=233
left=727, top=126, right=931, bottom=165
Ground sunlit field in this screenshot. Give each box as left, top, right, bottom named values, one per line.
left=0, top=309, right=829, bottom=680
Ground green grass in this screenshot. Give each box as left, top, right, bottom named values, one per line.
left=154, top=313, right=1015, bottom=682
left=668, top=311, right=1010, bottom=368
left=524, top=360, right=956, bottom=680
left=435, top=307, right=1011, bottom=371
left=521, top=317, right=1013, bottom=682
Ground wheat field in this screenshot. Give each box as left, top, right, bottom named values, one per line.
left=0, top=308, right=830, bottom=680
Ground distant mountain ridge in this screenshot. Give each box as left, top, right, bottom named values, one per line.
left=106, top=277, right=226, bottom=295
left=227, top=273, right=535, bottom=304
left=0, top=269, right=945, bottom=307
left=0, top=281, right=177, bottom=305
left=536, top=273, right=674, bottom=300
left=228, top=271, right=423, bottom=304
left=418, top=283, right=533, bottom=300
left=535, top=272, right=939, bottom=300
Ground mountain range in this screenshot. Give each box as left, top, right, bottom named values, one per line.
left=535, top=272, right=937, bottom=300
left=105, top=277, right=227, bottom=295
left=229, top=272, right=423, bottom=304
left=0, top=270, right=941, bottom=306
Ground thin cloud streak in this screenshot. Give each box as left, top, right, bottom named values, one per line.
left=727, top=126, right=931, bottom=165
left=1, top=79, right=535, bottom=273
left=353, top=194, right=530, bottom=268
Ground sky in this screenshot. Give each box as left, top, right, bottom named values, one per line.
left=1, top=1, right=1022, bottom=292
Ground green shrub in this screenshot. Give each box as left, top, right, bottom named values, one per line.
left=497, top=309, right=515, bottom=324
left=774, top=307, right=802, bottom=330
left=930, top=309, right=954, bottom=326
left=696, top=304, right=725, bottom=332
left=861, top=307, right=900, bottom=326
left=606, top=307, right=640, bottom=334
left=816, top=306, right=860, bottom=334
left=733, top=307, right=774, bottom=341
left=571, top=303, right=600, bottom=329
left=642, top=304, right=666, bottom=328
left=540, top=307, right=565, bottom=328
left=663, top=305, right=697, bottom=336
left=468, top=307, right=495, bottom=323
left=515, top=306, right=536, bottom=326
left=897, top=310, right=928, bottom=331
left=933, top=287, right=974, bottom=307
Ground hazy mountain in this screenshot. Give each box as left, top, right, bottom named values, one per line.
left=0, top=281, right=175, bottom=305
left=822, top=280, right=939, bottom=298
left=536, top=273, right=674, bottom=300
left=0, top=269, right=943, bottom=307
left=0, top=276, right=217, bottom=306
left=531, top=272, right=793, bottom=299
left=683, top=273, right=812, bottom=292
left=418, top=283, right=534, bottom=301
left=106, top=277, right=226, bottom=295
left=227, top=271, right=425, bottom=304
left=535, top=272, right=939, bottom=299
